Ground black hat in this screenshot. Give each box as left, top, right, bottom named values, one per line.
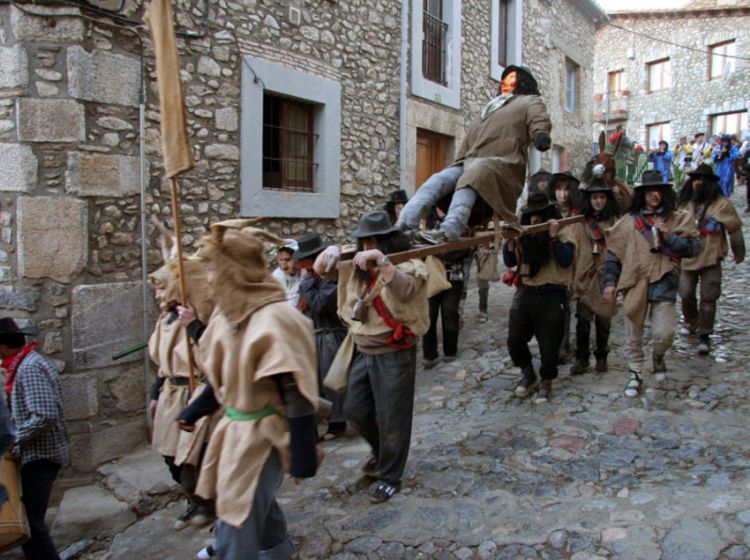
left=387, top=190, right=409, bottom=205
left=584, top=176, right=612, bottom=193
left=549, top=171, right=581, bottom=191
left=501, top=65, right=535, bottom=81
left=635, top=170, right=672, bottom=189
left=0, top=318, right=32, bottom=337
left=530, top=167, right=552, bottom=179
left=350, top=211, right=400, bottom=238
left=521, top=192, right=556, bottom=216
left=687, top=163, right=720, bottom=181
left=292, top=233, right=329, bottom=261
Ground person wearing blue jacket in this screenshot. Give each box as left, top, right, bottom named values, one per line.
left=651, top=140, right=673, bottom=183
left=712, top=134, right=739, bottom=197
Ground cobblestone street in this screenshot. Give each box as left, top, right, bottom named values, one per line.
left=65, top=193, right=750, bottom=560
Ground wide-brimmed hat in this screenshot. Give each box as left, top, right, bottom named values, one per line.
left=0, top=318, right=32, bottom=337
left=292, top=233, right=329, bottom=261
left=521, top=192, right=556, bottom=215
left=634, top=170, right=672, bottom=189
left=584, top=176, right=612, bottom=193
left=687, top=163, right=719, bottom=181
left=549, top=171, right=581, bottom=191
left=350, top=211, right=399, bottom=238
left=387, top=190, right=409, bottom=205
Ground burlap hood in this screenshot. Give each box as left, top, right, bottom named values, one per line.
left=165, top=257, right=215, bottom=321
left=198, top=222, right=286, bottom=326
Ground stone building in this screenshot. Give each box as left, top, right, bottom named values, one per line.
left=593, top=0, right=750, bottom=152
left=0, top=0, right=603, bottom=478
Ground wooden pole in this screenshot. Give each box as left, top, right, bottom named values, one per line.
left=169, top=176, right=197, bottom=393
left=340, top=215, right=585, bottom=266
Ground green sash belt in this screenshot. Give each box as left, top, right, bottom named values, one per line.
left=224, top=405, right=277, bottom=422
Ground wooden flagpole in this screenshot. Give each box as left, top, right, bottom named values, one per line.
left=169, top=177, right=197, bottom=393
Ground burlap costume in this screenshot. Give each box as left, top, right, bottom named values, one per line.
left=682, top=197, right=743, bottom=271
left=193, top=229, right=319, bottom=528
left=149, top=258, right=214, bottom=460
left=516, top=225, right=577, bottom=287
left=570, top=220, right=616, bottom=318
left=606, top=209, right=698, bottom=325
left=454, top=95, right=552, bottom=224
left=337, top=259, right=430, bottom=338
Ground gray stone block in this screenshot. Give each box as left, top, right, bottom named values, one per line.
left=0, top=143, right=37, bottom=193
left=60, top=372, right=98, bottom=420
left=90, top=417, right=146, bottom=465
left=67, top=46, right=140, bottom=107
left=17, top=196, right=87, bottom=282
left=0, top=45, right=28, bottom=89
left=205, top=143, right=239, bottom=160
left=66, top=152, right=146, bottom=197
left=51, top=484, right=136, bottom=549
left=16, top=98, right=85, bottom=143
left=108, top=366, right=146, bottom=412
left=0, top=286, right=40, bottom=312
left=99, top=446, right=179, bottom=515
left=10, top=5, right=85, bottom=43
left=215, top=107, right=238, bottom=131
left=71, top=282, right=144, bottom=370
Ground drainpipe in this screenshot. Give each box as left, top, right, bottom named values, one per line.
left=399, top=0, right=409, bottom=193
left=138, top=68, right=152, bottom=414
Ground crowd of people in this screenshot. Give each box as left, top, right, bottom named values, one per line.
left=0, top=62, right=746, bottom=560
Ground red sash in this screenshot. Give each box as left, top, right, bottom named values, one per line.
left=368, top=273, right=415, bottom=349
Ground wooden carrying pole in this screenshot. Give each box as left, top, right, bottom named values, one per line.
left=341, top=215, right=585, bottom=266
left=169, top=177, right=197, bottom=393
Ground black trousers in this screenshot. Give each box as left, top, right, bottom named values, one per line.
left=423, top=280, right=463, bottom=360
left=574, top=301, right=611, bottom=361
left=21, top=459, right=61, bottom=560
left=344, top=347, right=417, bottom=485
left=507, top=287, right=566, bottom=380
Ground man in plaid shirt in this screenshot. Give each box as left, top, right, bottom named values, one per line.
left=0, top=318, right=68, bottom=559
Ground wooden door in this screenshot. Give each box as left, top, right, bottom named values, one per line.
left=416, top=129, right=452, bottom=189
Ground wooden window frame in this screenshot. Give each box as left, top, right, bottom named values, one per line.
left=709, top=40, right=736, bottom=81
left=647, top=58, right=671, bottom=93
left=262, top=94, right=316, bottom=193
left=607, top=70, right=624, bottom=96
left=710, top=110, right=747, bottom=139
left=646, top=121, right=671, bottom=150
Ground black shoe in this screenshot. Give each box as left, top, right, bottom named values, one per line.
left=514, top=366, right=537, bottom=398
left=697, top=335, right=710, bottom=355
left=534, top=380, right=552, bottom=403
left=361, top=456, right=379, bottom=478
left=174, top=500, right=199, bottom=531
left=594, top=356, right=608, bottom=373
left=653, top=354, right=667, bottom=381
left=369, top=480, right=400, bottom=503
left=570, top=358, right=588, bottom=375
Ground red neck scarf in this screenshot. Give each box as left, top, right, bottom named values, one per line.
left=4, top=343, right=38, bottom=396
left=368, top=272, right=415, bottom=350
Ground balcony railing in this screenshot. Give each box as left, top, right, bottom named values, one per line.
left=422, top=11, right=448, bottom=86
left=593, top=90, right=630, bottom=122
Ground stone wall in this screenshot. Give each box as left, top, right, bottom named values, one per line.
left=0, top=0, right=601, bottom=477
left=594, top=10, right=750, bottom=146
left=525, top=0, right=599, bottom=175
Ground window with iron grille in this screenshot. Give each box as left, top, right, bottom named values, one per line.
left=422, top=0, right=447, bottom=85
left=262, top=93, right=317, bottom=192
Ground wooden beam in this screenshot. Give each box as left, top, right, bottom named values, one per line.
left=342, top=215, right=584, bottom=266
